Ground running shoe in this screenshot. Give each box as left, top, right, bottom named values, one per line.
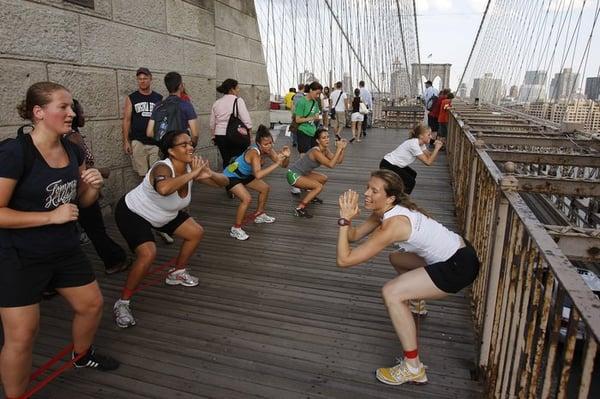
left=290, top=186, right=302, bottom=195
left=105, top=258, right=131, bottom=275
left=376, top=359, right=428, bottom=385
left=113, top=299, right=136, bottom=329
left=230, top=226, right=250, bottom=240
left=165, top=268, right=199, bottom=287
left=310, top=197, right=324, bottom=204
left=254, top=212, right=276, bottom=224
left=73, top=346, right=120, bottom=371
left=157, top=231, right=175, bottom=244
left=294, top=207, right=313, bottom=218
left=409, top=299, right=428, bottom=316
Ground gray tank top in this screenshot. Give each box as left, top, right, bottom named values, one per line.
left=290, top=147, right=321, bottom=175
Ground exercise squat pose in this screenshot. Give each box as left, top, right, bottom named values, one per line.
left=379, top=124, right=443, bottom=194
left=113, top=130, right=228, bottom=328
left=336, top=170, right=479, bottom=386
left=224, top=125, right=290, bottom=241
left=287, top=128, right=348, bottom=218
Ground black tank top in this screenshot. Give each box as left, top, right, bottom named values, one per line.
left=128, top=90, right=163, bottom=144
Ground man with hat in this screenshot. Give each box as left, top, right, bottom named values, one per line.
left=122, top=67, right=163, bottom=178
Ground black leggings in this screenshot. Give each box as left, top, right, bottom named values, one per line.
left=214, top=135, right=249, bottom=170
left=379, top=159, right=417, bottom=194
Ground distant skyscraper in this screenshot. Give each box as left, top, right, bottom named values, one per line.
left=458, top=82, right=468, bottom=98
left=519, top=70, right=547, bottom=102
left=509, top=85, right=519, bottom=98
left=549, top=68, right=580, bottom=100
left=343, top=73, right=353, bottom=94
left=585, top=77, right=600, bottom=101
left=299, top=70, right=316, bottom=84
left=470, top=73, right=504, bottom=104
left=390, top=58, right=411, bottom=99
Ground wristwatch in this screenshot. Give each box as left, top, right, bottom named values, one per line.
left=337, top=218, right=351, bottom=227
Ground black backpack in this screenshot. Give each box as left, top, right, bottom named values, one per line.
left=152, top=96, right=184, bottom=141
left=0, top=125, right=36, bottom=189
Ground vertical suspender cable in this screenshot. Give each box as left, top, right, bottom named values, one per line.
left=412, top=0, right=424, bottom=95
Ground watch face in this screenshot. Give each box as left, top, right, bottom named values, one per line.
left=338, top=218, right=350, bottom=226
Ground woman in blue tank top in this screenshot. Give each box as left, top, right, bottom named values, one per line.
left=286, top=128, right=348, bottom=218
left=336, top=170, right=480, bottom=387
left=223, top=125, right=291, bottom=241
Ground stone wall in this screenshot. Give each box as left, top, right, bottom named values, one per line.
left=0, top=0, right=270, bottom=205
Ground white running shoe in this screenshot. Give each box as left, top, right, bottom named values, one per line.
left=290, top=186, right=302, bottom=195
left=157, top=231, right=174, bottom=244
left=113, top=299, right=136, bottom=329
left=254, top=212, right=276, bottom=224
left=230, top=226, right=250, bottom=240
left=165, top=268, right=199, bottom=287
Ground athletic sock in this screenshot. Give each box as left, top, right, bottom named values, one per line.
left=233, top=224, right=241, bottom=228
left=121, top=288, right=134, bottom=300
left=404, top=349, right=420, bottom=373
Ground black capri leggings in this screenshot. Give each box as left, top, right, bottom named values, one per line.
left=379, top=159, right=417, bottom=194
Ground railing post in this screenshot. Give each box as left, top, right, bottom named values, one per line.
left=479, top=194, right=510, bottom=369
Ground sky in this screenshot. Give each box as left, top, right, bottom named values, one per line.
left=255, top=0, right=600, bottom=96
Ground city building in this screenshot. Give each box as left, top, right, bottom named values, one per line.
left=549, top=68, right=580, bottom=100
left=514, top=99, right=600, bottom=133
left=470, top=73, right=504, bottom=104
left=518, top=70, right=547, bottom=102
left=343, top=72, right=353, bottom=94
left=585, top=77, right=600, bottom=101
left=299, top=70, right=316, bottom=84
left=457, top=82, right=468, bottom=98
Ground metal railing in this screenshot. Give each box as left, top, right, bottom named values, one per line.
left=447, top=104, right=600, bottom=398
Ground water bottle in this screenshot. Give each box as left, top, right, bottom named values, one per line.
left=157, top=117, right=168, bottom=140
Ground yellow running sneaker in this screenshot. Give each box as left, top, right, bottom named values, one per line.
left=409, top=299, right=428, bottom=316
left=376, top=359, right=428, bottom=385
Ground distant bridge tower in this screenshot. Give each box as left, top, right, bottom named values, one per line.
left=411, top=63, right=451, bottom=94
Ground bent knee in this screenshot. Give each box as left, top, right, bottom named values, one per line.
left=136, top=245, right=157, bottom=263
left=381, top=282, right=406, bottom=304
left=192, top=224, right=204, bottom=241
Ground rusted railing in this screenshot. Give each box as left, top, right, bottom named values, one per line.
left=447, top=104, right=600, bottom=398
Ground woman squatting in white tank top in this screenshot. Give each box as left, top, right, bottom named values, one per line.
left=335, top=169, right=480, bottom=387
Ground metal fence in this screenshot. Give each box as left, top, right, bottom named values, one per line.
left=447, top=103, right=600, bottom=398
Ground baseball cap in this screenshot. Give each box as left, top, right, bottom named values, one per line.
left=136, top=67, right=151, bottom=76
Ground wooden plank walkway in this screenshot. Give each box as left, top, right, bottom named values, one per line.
left=25, top=128, right=482, bottom=398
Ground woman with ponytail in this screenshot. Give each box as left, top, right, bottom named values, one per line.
left=336, top=170, right=480, bottom=386
left=0, top=82, right=119, bottom=398
left=379, top=124, right=443, bottom=194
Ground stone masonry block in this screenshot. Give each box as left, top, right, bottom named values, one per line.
left=99, top=167, right=123, bottom=206
left=183, top=40, right=216, bottom=78
left=214, top=2, right=260, bottom=41
left=0, top=59, right=48, bottom=126
left=26, top=0, right=112, bottom=19
left=182, top=76, right=214, bottom=115
left=86, top=119, right=130, bottom=168
left=217, top=0, right=256, bottom=17
left=113, top=0, right=167, bottom=32
left=117, top=70, right=168, bottom=118
left=80, top=16, right=184, bottom=71
left=215, top=29, right=262, bottom=62
left=215, top=55, right=238, bottom=81
left=123, top=167, right=142, bottom=193
left=167, top=0, right=214, bottom=43
left=48, top=65, right=118, bottom=118
left=0, top=0, right=80, bottom=62
left=235, top=59, right=269, bottom=86
left=249, top=110, right=269, bottom=131
left=238, top=84, right=269, bottom=112
left=0, top=125, right=21, bottom=141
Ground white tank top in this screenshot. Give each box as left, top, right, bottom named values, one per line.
left=382, top=205, right=461, bottom=265
left=125, top=158, right=192, bottom=227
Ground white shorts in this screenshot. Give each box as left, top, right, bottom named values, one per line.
left=351, top=112, right=364, bottom=122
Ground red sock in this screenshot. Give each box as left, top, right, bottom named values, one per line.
left=404, top=349, right=418, bottom=359
left=121, top=287, right=134, bottom=300
left=233, top=224, right=241, bottom=228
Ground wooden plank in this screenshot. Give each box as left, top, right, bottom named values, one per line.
left=19, top=128, right=482, bottom=398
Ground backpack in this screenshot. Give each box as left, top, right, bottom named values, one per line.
left=0, top=125, right=36, bottom=189
left=152, top=96, right=184, bottom=141
left=426, top=94, right=438, bottom=111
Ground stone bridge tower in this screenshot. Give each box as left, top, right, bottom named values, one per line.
left=0, top=0, right=269, bottom=205
left=411, top=63, right=452, bottom=94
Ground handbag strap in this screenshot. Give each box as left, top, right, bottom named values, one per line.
left=232, top=97, right=239, bottom=118
left=332, top=91, right=343, bottom=109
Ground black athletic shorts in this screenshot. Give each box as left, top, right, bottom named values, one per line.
left=297, top=132, right=317, bottom=154
left=0, top=246, right=96, bottom=307
left=379, top=159, right=417, bottom=194
left=225, top=175, right=255, bottom=191
left=427, top=115, right=439, bottom=132
left=115, top=196, right=190, bottom=252
left=425, top=240, right=480, bottom=294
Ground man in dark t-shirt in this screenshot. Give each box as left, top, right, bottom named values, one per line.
left=146, top=71, right=199, bottom=147
left=122, top=67, right=163, bottom=177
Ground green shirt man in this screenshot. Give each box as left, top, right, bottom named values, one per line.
left=294, top=96, right=320, bottom=137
